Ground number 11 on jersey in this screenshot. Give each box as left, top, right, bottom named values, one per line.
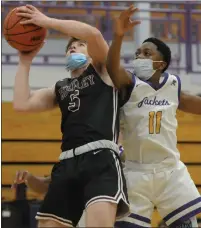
left=149, top=111, right=162, bottom=134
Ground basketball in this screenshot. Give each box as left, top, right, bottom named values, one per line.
left=3, top=7, right=47, bottom=52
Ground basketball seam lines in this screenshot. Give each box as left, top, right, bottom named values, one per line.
left=6, top=39, right=44, bottom=47
left=5, top=27, right=43, bottom=36
left=5, top=9, right=16, bottom=30
left=5, top=9, right=25, bottom=31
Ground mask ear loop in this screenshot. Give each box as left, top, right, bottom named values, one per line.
left=83, top=56, right=92, bottom=69
left=152, top=61, right=164, bottom=73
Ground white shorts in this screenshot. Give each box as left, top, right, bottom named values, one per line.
left=116, top=160, right=201, bottom=227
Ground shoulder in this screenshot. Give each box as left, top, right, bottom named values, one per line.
left=164, top=72, right=181, bottom=102
left=166, top=72, right=181, bottom=85
left=90, top=63, right=115, bottom=87
left=165, top=72, right=181, bottom=92
left=55, top=78, right=71, bottom=87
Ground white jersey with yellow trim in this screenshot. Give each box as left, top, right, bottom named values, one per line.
left=121, top=72, right=181, bottom=167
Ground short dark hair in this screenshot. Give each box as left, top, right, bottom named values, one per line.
left=65, top=37, right=87, bottom=53
left=143, top=37, right=171, bottom=72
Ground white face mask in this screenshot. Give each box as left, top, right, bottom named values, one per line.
left=133, top=59, right=161, bottom=81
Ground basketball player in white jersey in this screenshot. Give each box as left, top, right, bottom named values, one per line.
left=106, top=5, right=201, bottom=228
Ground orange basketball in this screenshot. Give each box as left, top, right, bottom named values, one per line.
left=3, top=7, right=47, bottom=52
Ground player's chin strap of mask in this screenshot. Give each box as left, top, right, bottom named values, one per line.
left=65, top=53, right=88, bottom=72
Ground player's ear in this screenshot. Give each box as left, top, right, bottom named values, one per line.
left=159, top=61, right=167, bottom=71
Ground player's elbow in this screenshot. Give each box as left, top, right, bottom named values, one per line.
left=90, top=28, right=102, bottom=39
left=13, top=102, right=30, bottom=112
left=88, top=28, right=104, bottom=44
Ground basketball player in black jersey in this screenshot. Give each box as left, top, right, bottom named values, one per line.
left=12, top=145, right=126, bottom=227
left=15, top=5, right=132, bottom=228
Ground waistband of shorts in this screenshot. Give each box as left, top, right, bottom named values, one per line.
left=59, top=140, right=119, bottom=160
left=125, top=160, right=179, bottom=173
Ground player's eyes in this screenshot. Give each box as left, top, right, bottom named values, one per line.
left=145, top=51, right=151, bottom=56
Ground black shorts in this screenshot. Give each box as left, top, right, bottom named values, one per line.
left=36, top=149, right=130, bottom=227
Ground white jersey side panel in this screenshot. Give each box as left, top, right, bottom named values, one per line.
left=121, top=73, right=181, bottom=166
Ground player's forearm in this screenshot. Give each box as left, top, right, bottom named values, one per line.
left=106, top=35, right=123, bottom=82
left=181, top=100, right=201, bottom=114
left=191, top=96, right=201, bottom=114
left=26, top=174, right=51, bottom=194
left=13, top=62, right=32, bottom=111
left=46, top=18, right=100, bottom=42
left=179, top=93, right=201, bottom=115
left=106, top=35, right=130, bottom=89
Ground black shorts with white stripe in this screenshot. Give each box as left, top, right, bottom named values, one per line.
left=36, top=148, right=130, bottom=227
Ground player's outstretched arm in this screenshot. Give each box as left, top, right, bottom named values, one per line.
left=12, top=170, right=51, bottom=195
left=106, top=5, right=141, bottom=89
left=16, top=5, right=108, bottom=67
left=179, top=91, right=201, bottom=115
left=13, top=44, right=57, bottom=112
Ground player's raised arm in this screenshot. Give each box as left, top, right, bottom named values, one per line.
left=13, top=44, right=57, bottom=112
left=16, top=5, right=108, bottom=67
left=106, top=5, right=141, bottom=89
left=179, top=91, right=201, bottom=115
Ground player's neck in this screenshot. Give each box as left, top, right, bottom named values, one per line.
left=70, top=64, right=89, bottom=78
left=148, top=71, right=162, bottom=86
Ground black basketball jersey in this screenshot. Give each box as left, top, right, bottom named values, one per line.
left=55, top=64, right=133, bottom=151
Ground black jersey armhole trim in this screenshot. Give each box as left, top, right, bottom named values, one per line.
left=88, top=63, right=115, bottom=90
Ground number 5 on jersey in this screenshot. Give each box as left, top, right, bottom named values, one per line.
left=149, top=111, right=162, bottom=134
left=68, top=90, right=80, bottom=112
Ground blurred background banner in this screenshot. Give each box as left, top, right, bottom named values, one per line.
left=2, top=1, right=201, bottom=100
left=1, top=1, right=201, bottom=228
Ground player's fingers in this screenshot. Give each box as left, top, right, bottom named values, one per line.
left=16, top=6, right=27, bottom=12
left=127, top=4, right=135, bottom=12
left=16, top=12, right=32, bottom=18
left=126, top=5, right=136, bottom=15
left=120, top=5, right=137, bottom=19
left=119, top=5, right=132, bottom=19
left=128, top=5, right=135, bottom=11
left=17, top=6, right=33, bottom=14
left=21, top=170, right=29, bottom=181
left=20, top=19, right=34, bottom=25
left=11, top=182, right=17, bottom=189
left=129, top=20, right=141, bottom=29
left=26, top=4, right=37, bottom=12
left=25, top=8, right=33, bottom=15
left=23, top=171, right=29, bottom=180
left=16, top=170, right=20, bottom=178
left=18, top=171, right=24, bottom=181
left=14, top=171, right=20, bottom=183
left=128, top=7, right=139, bottom=16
